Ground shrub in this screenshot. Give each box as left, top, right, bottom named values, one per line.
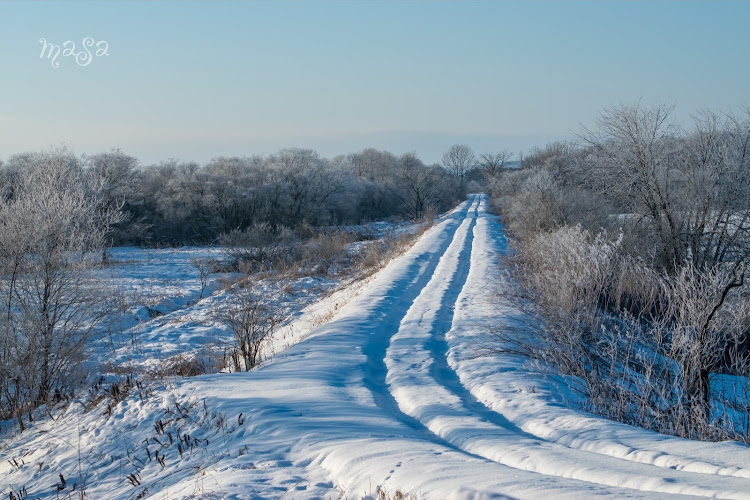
left=492, top=217, right=750, bottom=441
left=213, top=285, right=282, bottom=372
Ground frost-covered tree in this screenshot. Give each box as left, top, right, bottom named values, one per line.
left=442, top=144, right=475, bottom=187
left=0, top=149, right=123, bottom=431
left=391, top=153, right=451, bottom=220
left=215, top=285, right=281, bottom=371
left=266, top=148, right=345, bottom=227
left=581, top=103, right=750, bottom=273
left=86, top=149, right=138, bottom=257
left=478, top=150, right=512, bottom=180
left=494, top=103, right=750, bottom=438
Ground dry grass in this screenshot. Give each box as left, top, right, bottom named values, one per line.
left=355, top=224, right=430, bottom=277
left=490, top=223, right=750, bottom=442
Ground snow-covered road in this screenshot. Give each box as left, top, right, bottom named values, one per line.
left=174, top=194, right=750, bottom=499
left=5, top=194, right=750, bottom=499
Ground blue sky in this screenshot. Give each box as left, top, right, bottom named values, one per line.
left=1, top=1, right=748, bottom=165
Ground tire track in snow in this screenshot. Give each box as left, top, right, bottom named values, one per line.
left=391, top=195, right=535, bottom=437
left=360, top=195, right=491, bottom=457
left=385, top=194, right=750, bottom=499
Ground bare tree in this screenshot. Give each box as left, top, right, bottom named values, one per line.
left=0, top=149, right=124, bottom=430
left=190, top=258, right=215, bottom=300
left=442, top=144, right=475, bottom=187
left=583, top=103, right=750, bottom=269
left=581, top=102, right=683, bottom=269
left=266, top=148, right=344, bottom=227
left=215, top=285, right=282, bottom=372
left=345, top=148, right=397, bottom=182
left=391, top=153, right=450, bottom=220
left=86, top=149, right=138, bottom=206
left=86, top=149, right=137, bottom=260
left=478, top=150, right=512, bottom=180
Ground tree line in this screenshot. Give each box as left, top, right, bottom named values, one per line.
left=0, top=147, right=472, bottom=248
left=0, top=144, right=491, bottom=431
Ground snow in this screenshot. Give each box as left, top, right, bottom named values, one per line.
left=93, top=246, right=345, bottom=374
left=3, top=194, right=750, bottom=499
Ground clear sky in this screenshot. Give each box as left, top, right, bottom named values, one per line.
left=1, top=1, right=748, bottom=165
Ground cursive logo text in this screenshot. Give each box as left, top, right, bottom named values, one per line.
left=39, top=37, right=109, bottom=68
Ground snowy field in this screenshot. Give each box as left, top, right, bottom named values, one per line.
left=3, top=194, right=750, bottom=499
left=91, top=246, right=346, bottom=375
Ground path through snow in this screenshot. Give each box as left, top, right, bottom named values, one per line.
left=5, top=194, right=750, bottom=499
left=176, top=194, right=750, bottom=498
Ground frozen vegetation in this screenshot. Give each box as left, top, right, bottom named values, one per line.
left=491, top=104, right=750, bottom=443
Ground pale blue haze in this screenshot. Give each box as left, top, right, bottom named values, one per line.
left=0, top=1, right=748, bottom=164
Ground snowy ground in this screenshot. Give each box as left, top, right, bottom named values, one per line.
left=91, top=245, right=352, bottom=375
left=4, top=194, right=750, bottom=499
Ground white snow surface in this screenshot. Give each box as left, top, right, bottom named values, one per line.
left=4, top=194, right=750, bottom=499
